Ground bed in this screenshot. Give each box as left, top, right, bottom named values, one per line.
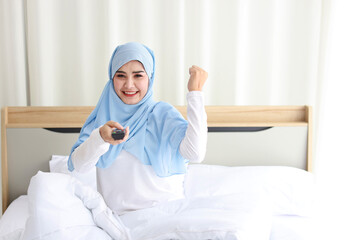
left=0, top=106, right=316, bottom=240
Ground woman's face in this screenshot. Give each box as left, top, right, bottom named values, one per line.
left=113, top=60, right=149, bottom=105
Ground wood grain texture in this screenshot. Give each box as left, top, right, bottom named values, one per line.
left=305, top=106, right=313, bottom=172
left=1, top=107, right=9, bottom=212
left=5, top=106, right=308, bottom=128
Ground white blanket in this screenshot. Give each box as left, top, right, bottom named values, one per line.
left=23, top=172, right=129, bottom=240
left=22, top=171, right=273, bottom=240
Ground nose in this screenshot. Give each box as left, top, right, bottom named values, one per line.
left=124, top=77, right=134, bottom=88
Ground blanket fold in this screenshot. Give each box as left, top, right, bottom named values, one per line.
left=23, top=171, right=130, bottom=240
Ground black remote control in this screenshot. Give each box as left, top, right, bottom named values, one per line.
left=111, top=128, right=125, bottom=140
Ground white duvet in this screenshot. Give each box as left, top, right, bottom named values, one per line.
left=1, top=164, right=315, bottom=240
left=20, top=171, right=273, bottom=240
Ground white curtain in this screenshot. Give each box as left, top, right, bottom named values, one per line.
left=2, top=1, right=360, bottom=238
left=0, top=0, right=28, bottom=107
left=315, top=0, right=360, bottom=239
left=1, top=0, right=323, bottom=107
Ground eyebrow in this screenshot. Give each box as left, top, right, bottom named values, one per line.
left=116, top=70, right=145, bottom=74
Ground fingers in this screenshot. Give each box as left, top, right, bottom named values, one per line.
left=189, top=65, right=202, bottom=71
left=100, top=121, right=130, bottom=145
left=106, top=120, right=123, bottom=130
left=123, top=126, right=130, bottom=141
left=188, top=65, right=208, bottom=91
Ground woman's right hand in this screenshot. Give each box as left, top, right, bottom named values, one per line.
left=99, top=121, right=130, bottom=145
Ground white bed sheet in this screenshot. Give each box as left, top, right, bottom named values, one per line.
left=0, top=164, right=316, bottom=240
left=0, top=198, right=317, bottom=240
left=270, top=215, right=316, bottom=240
left=0, top=196, right=29, bottom=240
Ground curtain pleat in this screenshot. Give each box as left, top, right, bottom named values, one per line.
left=0, top=0, right=324, bottom=107
left=0, top=0, right=28, bottom=106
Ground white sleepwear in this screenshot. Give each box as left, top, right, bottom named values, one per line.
left=71, top=91, right=207, bottom=214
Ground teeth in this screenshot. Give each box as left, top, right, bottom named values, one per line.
left=124, top=91, right=137, bottom=94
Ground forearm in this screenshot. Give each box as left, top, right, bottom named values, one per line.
left=71, top=127, right=110, bottom=173
left=179, top=91, right=208, bottom=163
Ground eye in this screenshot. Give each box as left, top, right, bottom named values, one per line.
left=115, top=74, right=126, bottom=78
left=135, top=74, right=143, bottom=78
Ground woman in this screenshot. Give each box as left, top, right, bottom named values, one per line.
left=68, top=42, right=208, bottom=215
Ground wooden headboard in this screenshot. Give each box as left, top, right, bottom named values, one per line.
left=1, top=105, right=312, bottom=213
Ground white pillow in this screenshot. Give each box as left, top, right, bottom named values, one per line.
left=49, top=155, right=97, bottom=191
left=0, top=195, right=29, bottom=239
left=184, top=164, right=315, bottom=217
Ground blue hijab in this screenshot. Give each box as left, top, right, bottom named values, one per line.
left=68, top=42, right=188, bottom=177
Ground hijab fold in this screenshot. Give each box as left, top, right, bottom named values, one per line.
left=68, top=42, right=188, bottom=177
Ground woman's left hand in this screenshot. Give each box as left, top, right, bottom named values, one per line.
left=188, top=65, right=208, bottom=91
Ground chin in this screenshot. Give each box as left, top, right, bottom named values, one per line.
left=121, top=98, right=141, bottom=105
left=126, top=101, right=139, bottom=105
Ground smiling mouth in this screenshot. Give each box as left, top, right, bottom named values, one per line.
left=122, top=91, right=138, bottom=97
